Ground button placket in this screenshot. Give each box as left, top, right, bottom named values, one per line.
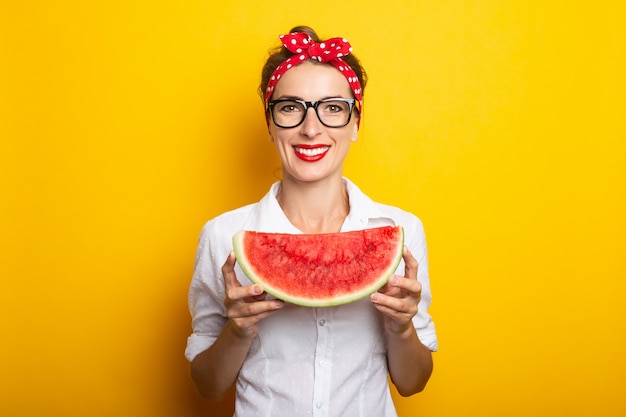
left=312, top=309, right=331, bottom=416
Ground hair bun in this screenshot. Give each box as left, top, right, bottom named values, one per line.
left=288, top=25, right=321, bottom=43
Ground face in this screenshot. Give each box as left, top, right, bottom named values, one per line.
left=268, top=60, right=359, bottom=185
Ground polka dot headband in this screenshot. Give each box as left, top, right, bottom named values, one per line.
left=264, top=32, right=363, bottom=111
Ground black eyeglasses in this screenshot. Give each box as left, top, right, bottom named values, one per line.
left=267, top=98, right=360, bottom=128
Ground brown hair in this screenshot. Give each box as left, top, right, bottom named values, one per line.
left=258, top=25, right=368, bottom=103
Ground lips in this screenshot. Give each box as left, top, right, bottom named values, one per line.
left=293, top=144, right=330, bottom=162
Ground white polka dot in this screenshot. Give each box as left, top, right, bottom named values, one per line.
left=296, top=48, right=302, bottom=53
left=291, top=39, right=297, bottom=45
left=320, top=42, right=326, bottom=49
left=300, top=54, right=306, bottom=60
left=337, top=53, right=343, bottom=58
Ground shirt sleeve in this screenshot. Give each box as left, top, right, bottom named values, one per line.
left=406, top=216, right=438, bottom=352
left=185, top=220, right=228, bottom=362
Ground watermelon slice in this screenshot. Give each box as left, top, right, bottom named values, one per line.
left=232, top=225, right=404, bottom=307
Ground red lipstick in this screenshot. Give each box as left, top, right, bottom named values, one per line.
left=293, top=144, right=330, bottom=162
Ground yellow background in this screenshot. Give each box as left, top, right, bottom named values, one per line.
left=2, top=1, right=625, bottom=416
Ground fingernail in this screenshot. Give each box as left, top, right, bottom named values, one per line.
left=370, top=293, right=379, bottom=302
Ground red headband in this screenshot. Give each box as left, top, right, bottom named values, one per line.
left=264, top=32, right=363, bottom=112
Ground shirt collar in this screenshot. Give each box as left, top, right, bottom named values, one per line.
left=243, top=178, right=395, bottom=233
left=341, top=178, right=396, bottom=231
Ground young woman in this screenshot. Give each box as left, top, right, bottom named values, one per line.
left=186, top=26, right=438, bottom=417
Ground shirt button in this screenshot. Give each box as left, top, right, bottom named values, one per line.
left=318, top=360, right=325, bottom=367
left=316, top=402, right=323, bottom=409
left=319, top=319, right=326, bottom=326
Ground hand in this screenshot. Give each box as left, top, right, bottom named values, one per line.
left=370, top=246, right=421, bottom=335
left=222, top=251, right=284, bottom=339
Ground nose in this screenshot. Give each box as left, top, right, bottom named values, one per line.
left=300, top=106, right=322, bottom=137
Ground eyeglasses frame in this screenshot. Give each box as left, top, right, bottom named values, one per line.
left=266, top=97, right=360, bottom=128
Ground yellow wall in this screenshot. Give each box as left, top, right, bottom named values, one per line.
left=2, top=1, right=625, bottom=416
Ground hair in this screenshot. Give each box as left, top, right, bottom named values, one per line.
left=258, top=25, right=368, bottom=103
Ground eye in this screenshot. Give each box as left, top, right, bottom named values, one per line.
left=277, top=101, right=303, bottom=113
left=320, top=100, right=349, bottom=113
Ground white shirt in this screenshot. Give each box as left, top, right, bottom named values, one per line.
left=186, top=179, right=437, bottom=417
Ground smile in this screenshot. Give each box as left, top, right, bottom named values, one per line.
left=293, top=145, right=330, bottom=162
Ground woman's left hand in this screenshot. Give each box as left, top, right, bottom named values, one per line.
left=370, top=246, right=421, bottom=335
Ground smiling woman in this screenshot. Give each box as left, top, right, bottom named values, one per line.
left=3, top=2, right=624, bottom=417
left=185, top=25, right=437, bottom=416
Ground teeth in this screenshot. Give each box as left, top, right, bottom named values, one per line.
left=295, top=146, right=329, bottom=156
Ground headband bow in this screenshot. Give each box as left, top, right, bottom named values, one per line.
left=282, top=32, right=353, bottom=62
left=264, top=32, right=363, bottom=114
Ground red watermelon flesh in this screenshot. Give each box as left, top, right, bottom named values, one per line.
left=232, top=226, right=404, bottom=307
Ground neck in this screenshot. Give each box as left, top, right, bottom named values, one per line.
left=277, top=177, right=349, bottom=234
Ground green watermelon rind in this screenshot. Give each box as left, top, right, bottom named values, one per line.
left=232, top=226, right=404, bottom=307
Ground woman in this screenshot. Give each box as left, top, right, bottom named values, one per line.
left=186, top=26, right=438, bottom=417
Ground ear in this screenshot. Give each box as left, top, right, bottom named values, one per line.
left=351, top=120, right=359, bottom=142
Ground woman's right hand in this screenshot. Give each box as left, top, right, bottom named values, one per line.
left=222, top=251, right=284, bottom=339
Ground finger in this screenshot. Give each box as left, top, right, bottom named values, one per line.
left=402, top=246, right=419, bottom=280
left=221, top=251, right=240, bottom=289
left=377, top=279, right=402, bottom=298
left=228, top=300, right=285, bottom=338
left=370, top=291, right=418, bottom=317
left=222, top=252, right=265, bottom=294
left=229, top=298, right=285, bottom=319
left=370, top=301, right=415, bottom=334
left=244, top=284, right=269, bottom=303
left=388, top=275, right=422, bottom=296
left=222, top=251, right=261, bottom=301
left=226, top=283, right=264, bottom=305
